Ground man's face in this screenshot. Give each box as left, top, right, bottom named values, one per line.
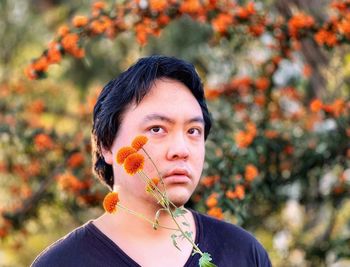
left=103, top=78, right=205, bottom=207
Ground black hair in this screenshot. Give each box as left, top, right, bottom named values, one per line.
left=92, top=55, right=212, bottom=189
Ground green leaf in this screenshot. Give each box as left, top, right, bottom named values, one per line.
left=199, top=252, right=217, bottom=267
left=182, top=221, right=190, bottom=227
left=185, top=231, right=193, bottom=239
left=173, top=207, right=187, bottom=217
left=171, top=234, right=181, bottom=251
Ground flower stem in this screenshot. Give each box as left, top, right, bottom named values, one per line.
left=117, top=203, right=179, bottom=231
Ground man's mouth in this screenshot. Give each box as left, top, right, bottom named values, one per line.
left=163, top=168, right=191, bottom=183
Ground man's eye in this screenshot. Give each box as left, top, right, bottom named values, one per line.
left=150, top=126, right=165, bottom=134
left=188, top=128, right=202, bottom=136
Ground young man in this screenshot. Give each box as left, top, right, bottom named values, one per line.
left=32, top=55, right=272, bottom=267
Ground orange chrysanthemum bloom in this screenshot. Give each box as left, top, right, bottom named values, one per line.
left=33, top=56, right=49, bottom=72
left=131, top=135, right=148, bottom=151
left=234, top=185, right=245, bottom=200
left=57, top=25, right=70, bottom=37
left=206, top=193, right=218, bottom=208
left=103, top=191, right=119, bottom=213
left=24, top=65, right=37, bottom=80
left=310, top=99, right=323, bottom=112
left=116, top=146, right=137, bottom=164
left=34, top=133, right=53, bottom=151
left=47, top=42, right=62, bottom=64
left=200, top=175, right=220, bottom=188
left=27, top=99, right=45, bottom=114
left=288, top=13, right=315, bottom=38
left=124, top=153, right=145, bottom=175
left=245, top=164, right=258, bottom=182
left=67, top=152, right=85, bottom=168
left=146, top=177, right=160, bottom=192
left=212, top=13, right=233, bottom=34
left=331, top=99, right=346, bottom=117
left=207, top=207, right=224, bottom=220
left=236, top=2, right=256, bottom=19
left=255, top=77, right=270, bottom=91
left=72, top=15, right=89, bottom=27
left=149, top=0, right=168, bottom=12
left=179, top=0, right=202, bottom=13
left=314, top=29, right=338, bottom=47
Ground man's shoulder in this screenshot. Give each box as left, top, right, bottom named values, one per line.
left=196, top=211, right=257, bottom=243
left=31, top=222, right=92, bottom=267
left=194, top=211, right=272, bottom=267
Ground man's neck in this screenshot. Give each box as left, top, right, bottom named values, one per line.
left=94, top=192, right=194, bottom=240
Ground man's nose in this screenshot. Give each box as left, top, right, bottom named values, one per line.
left=166, top=133, right=190, bottom=161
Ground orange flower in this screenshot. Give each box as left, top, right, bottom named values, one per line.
left=201, top=175, right=220, bottom=188
left=146, top=177, right=160, bottom=192
left=131, top=135, right=148, bottom=151
left=92, top=1, right=106, bottom=10
left=255, top=77, right=270, bottom=91
left=67, top=152, right=85, bottom=168
left=245, top=164, right=258, bottom=182
left=235, top=131, right=254, bottom=148
left=264, top=129, right=278, bottom=139
left=34, top=133, right=53, bottom=151
left=124, top=153, right=145, bottom=175
left=212, top=13, right=233, bottom=34
left=72, top=15, right=89, bottom=28
left=89, top=16, right=112, bottom=35
left=338, top=15, right=350, bottom=37
left=24, top=65, right=37, bottom=80
left=158, top=15, right=170, bottom=26
left=235, top=185, right=245, bottom=200
left=47, top=42, right=62, bottom=64
left=310, top=99, right=323, bottom=112
left=57, top=24, right=70, bottom=37
left=206, top=194, right=218, bottom=208
left=205, top=88, right=221, bottom=100
left=61, top=33, right=85, bottom=58
left=149, top=0, right=168, bottom=12
left=225, top=190, right=236, bottom=199
left=207, top=207, right=224, bottom=220
left=103, top=191, right=119, bottom=213
left=236, top=2, right=256, bottom=19
left=288, top=13, right=315, bottom=38
left=254, top=94, right=266, bottom=106
left=33, top=56, right=49, bottom=72
left=179, top=0, right=202, bottom=13
left=314, top=29, right=338, bottom=47
left=331, top=99, right=345, bottom=117
left=116, top=146, right=137, bottom=164
left=234, top=122, right=257, bottom=148
left=249, top=24, right=265, bottom=36
left=57, top=172, right=86, bottom=192
left=27, top=99, right=45, bottom=114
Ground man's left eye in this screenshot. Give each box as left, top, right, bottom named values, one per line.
left=188, top=128, right=202, bottom=136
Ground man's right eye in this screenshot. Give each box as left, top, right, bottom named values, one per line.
left=149, top=126, right=165, bottom=134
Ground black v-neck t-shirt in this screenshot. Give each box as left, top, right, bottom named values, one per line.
left=31, top=210, right=271, bottom=267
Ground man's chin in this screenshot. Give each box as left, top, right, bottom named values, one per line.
left=166, top=190, right=191, bottom=207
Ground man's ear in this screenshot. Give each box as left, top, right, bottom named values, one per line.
left=101, top=147, right=113, bottom=165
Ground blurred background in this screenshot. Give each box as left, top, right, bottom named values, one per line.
left=0, top=0, right=349, bottom=266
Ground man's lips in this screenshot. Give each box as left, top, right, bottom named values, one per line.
left=163, top=168, right=191, bottom=183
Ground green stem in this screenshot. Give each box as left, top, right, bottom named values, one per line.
left=168, top=209, right=204, bottom=257
left=117, top=203, right=179, bottom=231
left=142, top=148, right=168, bottom=194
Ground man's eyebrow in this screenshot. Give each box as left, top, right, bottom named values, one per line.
left=142, top=114, right=204, bottom=125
